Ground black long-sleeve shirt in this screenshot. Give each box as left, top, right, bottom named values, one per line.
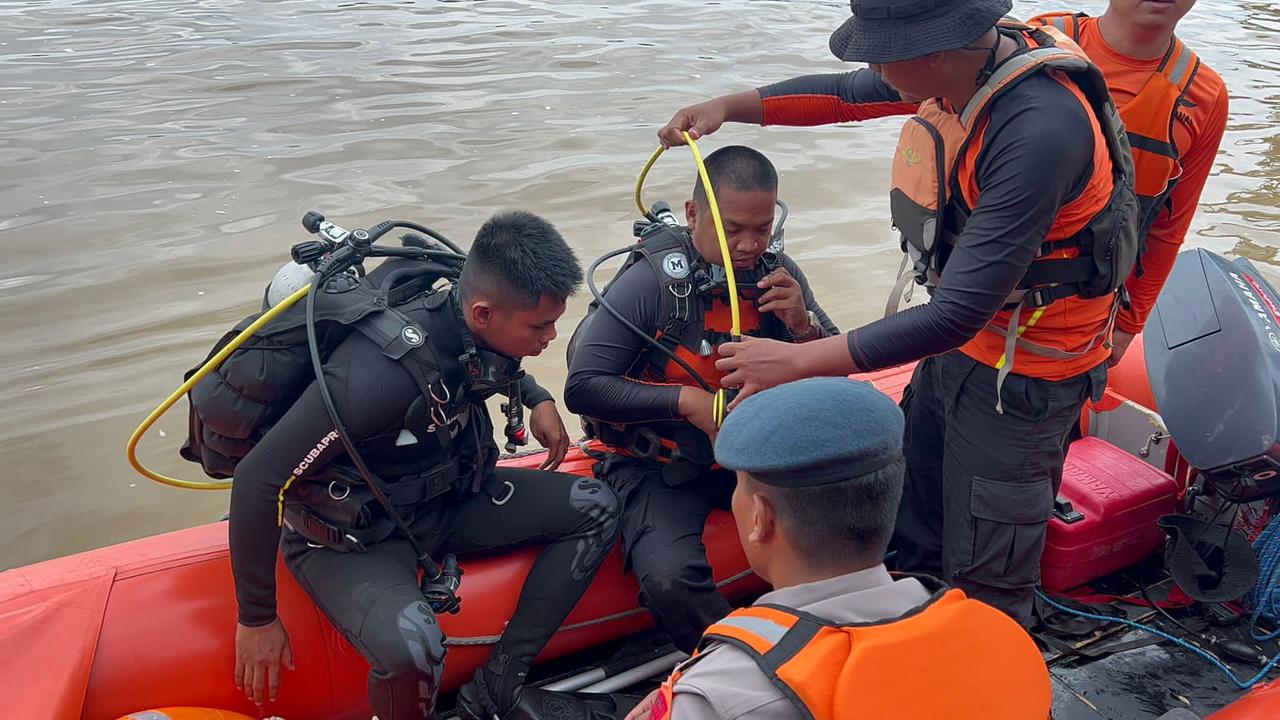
left=759, top=65, right=1096, bottom=372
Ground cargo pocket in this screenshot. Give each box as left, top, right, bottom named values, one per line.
left=957, top=475, right=1054, bottom=589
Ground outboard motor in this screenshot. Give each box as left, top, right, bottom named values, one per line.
left=1146, top=248, right=1280, bottom=502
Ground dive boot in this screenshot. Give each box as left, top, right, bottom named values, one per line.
left=456, top=654, right=527, bottom=720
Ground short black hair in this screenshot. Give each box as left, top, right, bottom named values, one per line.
left=691, top=145, right=779, bottom=207
left=458, top=210, right=583, bottom=307
left=759, top=457, right=905, bottom=567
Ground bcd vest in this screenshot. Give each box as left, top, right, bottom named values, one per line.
left=887, top=22, right=1142, bottom=410
left=1034, top=11, right=1202, bottom=239
left=569, top=221, right=782, bottom=469
left=182, top=255, right=514, bottom=550
left=651, top=585, right=1052, bottom=720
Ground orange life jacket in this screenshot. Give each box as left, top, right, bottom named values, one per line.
left=887, top=22, right=1140, bottom=408
left=650, top=586, right=1052, bottom=720
left=570, top=221, right=781, bottom=467
left=1033, top=11, right=1202, bottom=238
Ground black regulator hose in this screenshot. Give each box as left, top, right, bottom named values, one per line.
left=586, top=245, right=714, bottom=393
left=305, top=269, right=447, bottom=584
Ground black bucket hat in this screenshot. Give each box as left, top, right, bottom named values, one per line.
left=1158, top=515, right=1258, bottom=603
left=829, top=0, right=1013, bottom=64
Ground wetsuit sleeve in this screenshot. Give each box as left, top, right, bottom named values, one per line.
left=518, top=373, right=554, bottom=408
left=564, top=261, right=684, bottom=423
left=781, top=255, right=840, bottom=337
left=847, top=76, right=1096, bottom=371
left=228, top=335, right=418, bottom=627
left=757, top=69, right=918, bottom=126
left=1116, top=80, right=1229, bottom=334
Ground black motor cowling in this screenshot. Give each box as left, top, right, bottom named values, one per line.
left=1146, top=248, right=1280, bottom=502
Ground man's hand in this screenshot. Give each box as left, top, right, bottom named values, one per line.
left=756, top=267, right=809, bottom=336
left=529, top=400, right=570, bottom=470
left=1108, top=329, right=1136, bottom=368
left=235, top=617, right=294, bottom=705
left=715, top=336, right=807, bottom=409
left=658, top=99, right=728, bottom=148
left=679, top=386, right=719, bottom=441
left=625, top=688, right=661, bottom=720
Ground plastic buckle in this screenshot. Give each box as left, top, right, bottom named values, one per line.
left=628, top=427, right=664, bottom=461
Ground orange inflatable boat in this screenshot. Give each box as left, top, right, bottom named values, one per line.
left=8, top=248, right=1280, bottom=720
left=0, top=439, right=763, bottom=720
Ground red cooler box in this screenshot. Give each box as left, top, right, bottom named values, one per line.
left=1041, top=436, right=1181, bottom=592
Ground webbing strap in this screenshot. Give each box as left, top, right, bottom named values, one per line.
left=960, top=47, right=1083, bottom=128
left=994, top=303, right=1022, bottom=415
left=884, top=254, right=915, bottom=318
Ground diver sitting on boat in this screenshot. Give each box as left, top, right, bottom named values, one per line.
left=217, top=211, right=620, bottom=719
left=564, top=145, right=837, bottom=655
left=626, top=377, right=1052, bottom=720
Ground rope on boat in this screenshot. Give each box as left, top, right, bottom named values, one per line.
left=1247, top=513, right=1280, bottom=642
left=444, top=568, right=757, bottom=647
left=1036, top=590, right=1280, bottom=690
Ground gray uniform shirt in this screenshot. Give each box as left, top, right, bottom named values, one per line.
left=671, top=566, right=932, bottom=719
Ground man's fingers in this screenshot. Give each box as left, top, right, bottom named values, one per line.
left=235, top=657, right=245, bottom=689
left=243, top=664, right=257, bottom=702
left=757, top=269, right=797, bottom=289
left=284, top=642, right=295, bottom=672
left=755, top=287, right=785, bottom=306
left=718, top=366, right=744, bottom=390
left=268, top=662, right=281, bottom=702
left=252, top=663, right=268, bottom=705
left=717, top=339, right=747, bottom=358
left=727, top=384, right=758, bottom=411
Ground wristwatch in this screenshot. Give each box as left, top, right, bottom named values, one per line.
left=790, top=311, right=821, bottom=342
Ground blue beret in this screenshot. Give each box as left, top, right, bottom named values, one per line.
left=714, top=377, right=904, bottom=487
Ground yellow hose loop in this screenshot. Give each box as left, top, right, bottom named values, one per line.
left=634, top=135, right=741, bottom=339
left=635, top=146, right=665, bottom=217
left=126, top=284, right=313, bottom=490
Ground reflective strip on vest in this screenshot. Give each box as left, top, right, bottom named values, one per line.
left=712, top=614, right=790, bottom=646
left=1162, top=38, right=1197, bottom=89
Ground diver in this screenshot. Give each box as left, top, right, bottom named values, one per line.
left=225, top=211, right=620, bottom=720
left=564, top=145, right=836, bottom=654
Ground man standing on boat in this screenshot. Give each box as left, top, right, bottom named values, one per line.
left=564, top=146, right=837, bottom=654
left=227, top=212, right=621, bottom=719
left=624, top=377, right=1052, bottom=720
left=658, top=0, right=1159, bottom=627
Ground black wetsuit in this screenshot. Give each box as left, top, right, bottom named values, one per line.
left=565, top=253, right=834, bottom=653
left=229, top=290, right=620, bottom=719
left=757, top=57, right=1111, bottom=624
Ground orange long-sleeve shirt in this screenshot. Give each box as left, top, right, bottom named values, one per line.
left=1065, top=17, right=1230, bottom=334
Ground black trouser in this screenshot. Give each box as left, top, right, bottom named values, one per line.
left=892, top=350, right=1107, bottom=626
left=598, top=455, right=735, bottom=654
left=283, top=467, right=619, bottom=720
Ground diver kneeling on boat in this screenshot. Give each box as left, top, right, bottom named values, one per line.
left=626, top=377, right=1052, bottom=720
left=221, top=212, right=620, bottom=719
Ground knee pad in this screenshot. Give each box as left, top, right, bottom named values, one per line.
left=566, top=478, right=621, bottom=581
left=368, top=601, right=447, bottom=720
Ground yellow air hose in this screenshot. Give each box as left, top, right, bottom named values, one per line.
left=636, top=133, right=741, bottom=425
left=134, top=132, right=744, bottom=491
left=126, top=284, right=313, bottom=490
